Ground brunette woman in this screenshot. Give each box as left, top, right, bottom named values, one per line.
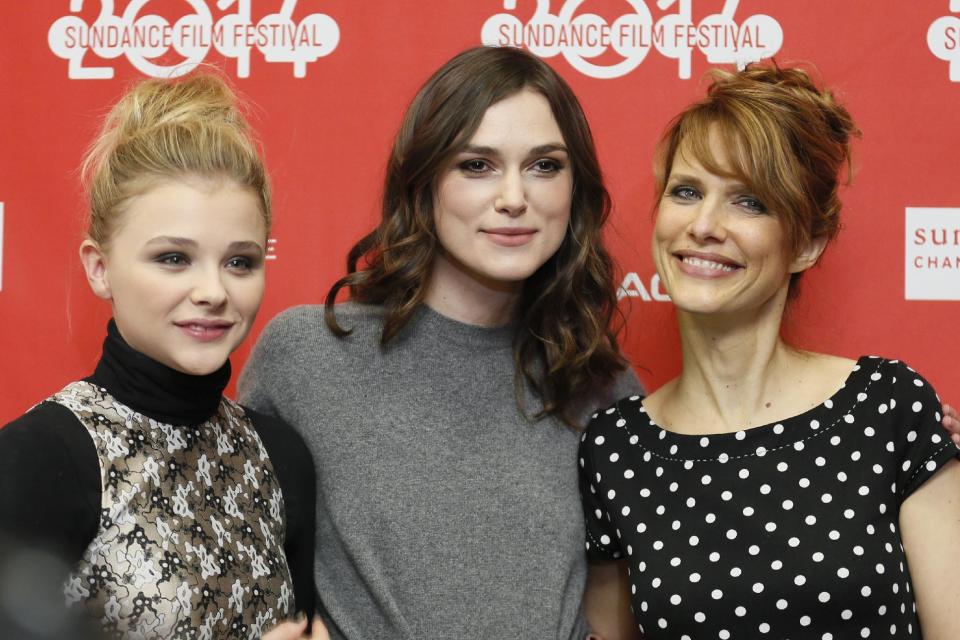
left=239, top=46, right=641, bottom=639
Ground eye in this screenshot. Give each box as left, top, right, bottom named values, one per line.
left=458, top=159, right=491, bottom=174
left=225, top=256, right=257, bottom=272
left=668, top=185, right=701, bottom=201
left=735, top=195, right=768, bottom=214
left=155, top=253, right=189, bottom=267
left=530, top=158, right=564, bottom=174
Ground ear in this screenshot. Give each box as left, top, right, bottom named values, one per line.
left=79, top=239, right=112, bottom=301
left=789, top=234, right=829, bottom=274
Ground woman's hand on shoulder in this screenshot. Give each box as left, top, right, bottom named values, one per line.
left=262, top=616, right=329, bottom=640
left=941, top=404, right=960, bottom=445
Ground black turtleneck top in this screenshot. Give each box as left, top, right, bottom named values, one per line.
left=0, top=322, right=316, bottom=618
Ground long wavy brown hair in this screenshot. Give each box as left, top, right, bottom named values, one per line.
left=325, top=46, right=627, bottom=427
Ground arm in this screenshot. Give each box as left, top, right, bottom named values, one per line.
left=942, top=404, right=960, bottom=444
left=899, top=458, right=960, bottom=639
left=584, top=560, right=642, bottom=640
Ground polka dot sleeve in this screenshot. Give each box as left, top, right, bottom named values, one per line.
left=578, top=402, right=627, bottom=563
left=887, top=361, right=960, bottom=498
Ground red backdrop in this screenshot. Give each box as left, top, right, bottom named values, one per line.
left=1, top=0, right=958, bottom=424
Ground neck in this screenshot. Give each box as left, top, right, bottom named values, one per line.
left=424, top=254, right=520, bottom=327
left=669, top=290, right=799, bottom=432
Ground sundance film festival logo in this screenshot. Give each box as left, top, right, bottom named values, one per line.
left=928, top=0, right=960, bottom=81
left=905, top=208, right=960, bottom=301
left=481, top=0, right=783, bottom=79
left=48, top=0, right=340, bottom=79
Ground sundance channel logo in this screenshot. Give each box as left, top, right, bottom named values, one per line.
left=928, top=0, right=960, bottom=81
left=481, top=0, right=783, bottom=79
left=48, top=0, right=339, bottom=79
left=905, top=208, right=960, bottom=301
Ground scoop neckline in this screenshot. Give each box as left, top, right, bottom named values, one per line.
left=620, top=355, right=887, bottom=461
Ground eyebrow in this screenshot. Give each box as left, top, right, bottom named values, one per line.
left=145, top=236, right=264, bottom=254
left=459, top=143, right=569, bottom=156
left=667, top=173, right=751, bottom=192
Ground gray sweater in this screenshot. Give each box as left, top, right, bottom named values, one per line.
left=238, top=303, right=641, bottom=640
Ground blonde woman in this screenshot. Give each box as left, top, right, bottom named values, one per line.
left=0, top=75, right=319, bottom=638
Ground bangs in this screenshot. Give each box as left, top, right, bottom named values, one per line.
left=673, top=107, right=763, bottom=193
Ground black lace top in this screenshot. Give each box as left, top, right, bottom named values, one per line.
left=0, top=321, right=316, bottom=637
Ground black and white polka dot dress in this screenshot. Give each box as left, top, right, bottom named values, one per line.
left=579, top=356, right=958, bottom=639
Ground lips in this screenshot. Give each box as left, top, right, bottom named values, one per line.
left=482, top=227, right=537, bottom=247
left=674, top=251, right=743, bottom=278
left=174, top=319, right=235, bottom=341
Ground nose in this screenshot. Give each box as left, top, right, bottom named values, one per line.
left=189, top=265, right=228, bottom=308
left=494, top=169, right=527, bottom=217
left=687, top=197, right=726, bottom=243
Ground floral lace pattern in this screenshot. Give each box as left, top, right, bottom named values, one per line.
left=53, top=381, right=293, bottom=639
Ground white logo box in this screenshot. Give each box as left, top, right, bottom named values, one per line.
left=905, top=207, right=960, bottom=300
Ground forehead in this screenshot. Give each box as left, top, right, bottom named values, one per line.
left=112, top=177, right=266, bottom=244
left=468, top=89, right=564, bottom=145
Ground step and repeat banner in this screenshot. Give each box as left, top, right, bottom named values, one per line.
left=1, top=0, right=958, bottom=423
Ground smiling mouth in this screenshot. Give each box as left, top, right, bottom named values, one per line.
left=680, top=255, right=740, bottom=272
left=175, top=321, right=234, bottom=341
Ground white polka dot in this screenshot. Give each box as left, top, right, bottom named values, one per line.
left=735, top=606, right=747, bottom=616
left=640, top=488, right=651, bottom=498
left=669, top=481, right=679, bottom=492
left=854, top=545, right=864, bottom=556
left=756, top=446, right=767, bottom=457
left=749, top=545, right=760, bottom=555
left=777, top=462, right=788, bottom=472
left=607, top=489, right=616, bottom=499
left=669, top=444, right=678, bottom=455
left=624, top=469, right=635, bottom=479
left=788, top=537, right=800, bottom=547
left=844, top=414, right=855, bottom=424
left=837, top=567, right=849, bottom=578
left=652, top=540, right=663, bottom=550
left=701, top=475, right=712, bottom=485
left=739, top=469, right=750, bottom=479
left=609, top=452, right=619, bottom=462
left=871, top=371, right=882, bottom=381
left=822, top=493, right=832, bottom=503
left=657, top=618, right=667, bottom=629
left=857, top=392, right=868, bottom=401
left=830, top=530, right=841, bottom=540
left=686, top=497, right=696, bottom=508
left=629, top=435, right=639, bottom=444
left=773, top=423, right=784, bottom=434
left=841, top=609, right=853, bottom=620
left=812, top=551, right=824, bottom=562
left=730, top=567, right=742, bottom=577
left=689, top=572, right=701, bottom=582
left=711, top=589, right=723, bottom=599
left=805, top=515, right=817, bottom=525
left=771, top=560, right=783, bottom=570
left=721, top=491, right=733, bottom=501
left=743, top=506, right=755, bottom=516
left=782, top=500, right=794, bottom=510
left=670, top=557, right=681, bottom=567
left=726, top=529, right=737, bottom=540
left=815, top=456, right=826, bottom=467
left=760, top=484, right=771, bottom=495
left=735, top=431, right=746, bottom=440
left=794, top=441, right=805, bottom=451
left=851, top=451, right=861, bottom=461
left=875, top=563, right=885, bottom=574
left=621, top=506, right=631, bottom=516
left=705, top=513, right=716, bottom=524
left=830, top=435, right=842, bottom=446
left=718, top=453, right=729, bottom=463
left=837, top=471, right=848, bottom=481
left=594, top=436, right=605, bottom=445
left=600, top=535, right=610, bottom=545
left=695, top=612, right=706, bottom=622
left=776, top=598, right=788, bottom=610
left=753, top=582, right=764, bottom=593
left=861, top=585, right=871, bottom=597
left=799, top=478, right=811, bottom=488
left=765, top=522, right=777, bottom=532
left=799, top=615, right=812, bottom=627
left=670, top=594, right=681, bottom=605
left=700, top=436, right=710, bottom=447
left=795, top=575, right=806, bottom=585
left=864, top=426, right=875, bottom=437
left=878, top=404, right=888, bottom=414
left=858, top=486, right=870, bottom=496
left=926, top=460, right=938, bottom=471
left=907, top=430, right=917, bottom=442
left=810, top=419, right=820, bottom=429
left=759, top=623, right=770, bottom=633
left=709, top=552, right=720, bottom=562
left=912, top=401, right=923, bottom=413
